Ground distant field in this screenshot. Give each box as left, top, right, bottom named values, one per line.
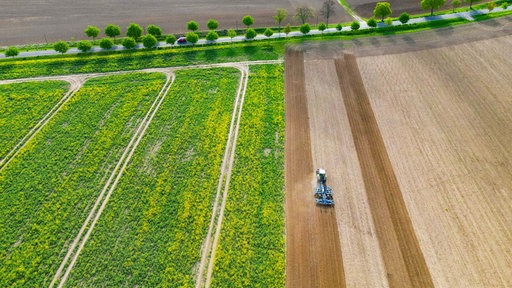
left=0, top=0, right=351, bottom=46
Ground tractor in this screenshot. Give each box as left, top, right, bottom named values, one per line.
left=314, top=168, right=334, bottom=206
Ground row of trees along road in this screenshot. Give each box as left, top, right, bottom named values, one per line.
left=7, top=0, right=504, bottom=57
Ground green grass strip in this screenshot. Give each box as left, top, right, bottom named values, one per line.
left=0, top=73, right=166, bottom=287
left=0, top=43, right=282, bottom=80
left=0, top=81, right=69, bottom=160
left=211, top=64, right=285, bottom=287
left=65, top=68, right=240, bottom=287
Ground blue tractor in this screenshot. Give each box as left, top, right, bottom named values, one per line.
left=314, top=168, right=334, bottom=206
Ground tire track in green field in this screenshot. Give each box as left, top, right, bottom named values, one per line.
left=0, top=73, right=167, bottom=287
left=63, top=67, right=241, bottom=287
left=51, top=72, right=175, bottom=288
left=0, top=77, right=83, bottom=170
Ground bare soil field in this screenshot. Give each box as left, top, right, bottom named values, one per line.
left=285, top=17, right=512, bottom=287
left=0, top=0, right=351, bottom=46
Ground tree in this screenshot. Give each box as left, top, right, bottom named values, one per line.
left=147, top=24, right=162, bottom=37
left=451, top=0, right=462, bottom=11
left=421, top=0, right=446, bottom=15
left=487, top=2, right=496, bottom=10
left=367, top=18, right=378, bottom=27
left=142, top=34, right=158, bottom=48
left=105, top=24, right=121, bottom=39
left=295, top=6, right=314, bottom=24
left=122, top=37, right=137, bottom=49
left=242, top=15, right=254, bottom=27
left=374, top=2, right=392, bottom=21
left=274, top=8, right=287, bottom=34
left=84, top=25, right=100, bottom=40
left=166, top=34, right=176, bottom=44
left=264, top=28, right=274, bottom=37
left=227, top=29, right=237, bottom=42
left=300, top=23, right=311, bottom=34
left=464, top=0, right=481, bottom=9
left=187, top=21, right=199, bottom=31
left=77, top=40, right=93, bottom=52
left=399, top=12, right=410, bottom=23
left=99, top=37, right=114, bottom=49
left=5, top=47, right=19, bottom=57
left=245, top=28, right=257, bottom=39
left=350, top=21, right=360, bottom=30
left=284, top=23, right=292, bottom=36
left=207, top=19, right=219, bottom=30
left=206, top=31, right=219, bottom=41
left=318, top=22, right=327, bottom=32
left=126, top=23, right=143, bottom=39
left=186, top=32, right=199, bottom=44
left=54, top=41, right=69, bottom=54
left=385, top=17, right=393, bottom=25
left=320, top=0, right=337, bottom=26
left=336, top=23, right=343, bottom=31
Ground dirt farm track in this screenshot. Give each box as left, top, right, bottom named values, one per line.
left=285, top=17, right=512, bottom=287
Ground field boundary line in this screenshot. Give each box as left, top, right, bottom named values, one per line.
left=49, top=70, right=175, bottom=288
left=0, top=76, right=85, bottom=171
left=194, top=64, right=249, bottom=288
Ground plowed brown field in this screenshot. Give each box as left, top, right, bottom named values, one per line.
left=285, top=19, right=512, bottom=287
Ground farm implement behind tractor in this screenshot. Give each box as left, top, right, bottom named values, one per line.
left=314, top=168, right=334, bottom=206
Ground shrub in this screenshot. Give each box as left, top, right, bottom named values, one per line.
left=367, top=18, right=378, bottom=27
left=245, top=28, right=257, bottom=39
left=147, top=24, right=162, bottom=37
left=242, top=15, right=254, bottom=27
left=318, top=22, right=327, bottom=32
left=186, top=32, right=199, bottom=44
left=166, top=34, right=176, bottom=44
left=205, top=31, right=219, bottom=41
left=187, top=21, right=199, bottom=31
left=77, top=40, right=93, bottom=52
left=99, top=37, right=114, bottom=50
left=5, top=46, right=19, bottom=57
left=385, top=17, right=393, bottom=25
left=105, top=24, right=121, bottom=39
left=284, top=23, right=292, bottom=35
left=336, top=23, right=343, bottom=31
left=227, top=29, right=237, bottom=41
left=84, top=25, right=100, bottom=40
left=207, top=19, right=219, bottom=30
left=122, top=37, right=137, bottom=49
left=501, top=2, right=508, bottom=8
left=399, top=12, right=410, bottom=24
left=126, top=23, right=143, bottom=39
left=142, top=34, right=158, bottom=48
left=53, top=41, right=69, bottom=54
left=350, top=21, right=360, bottom=30
left=264, top=28, right=274, bottom=37
left=300, top=23, right=311, bottom=34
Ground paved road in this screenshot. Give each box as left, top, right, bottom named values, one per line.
left=1, top=6, right=510, bottom=59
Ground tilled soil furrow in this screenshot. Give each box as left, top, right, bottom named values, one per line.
left=285, top=49, right=345, bottom=288
left=335, top=53, right=434, bottom=288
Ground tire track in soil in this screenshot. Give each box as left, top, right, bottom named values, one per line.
left=284, top=49, right=346, bottom=288
left=49, top=71, right=176, bottom=288
left=0, top=76, right=85, bottom=171
left=334, top=53, right=434, bottom=288
left=195, top=64, right=249, bottom=288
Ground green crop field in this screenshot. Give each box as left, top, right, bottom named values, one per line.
left=0, top=81, right=69, bottom=162
left=211, top=64, right=285, bottom=287
left=65, top=68, right=241, bottom=287
left=0, top=73, right=166, bottom=287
